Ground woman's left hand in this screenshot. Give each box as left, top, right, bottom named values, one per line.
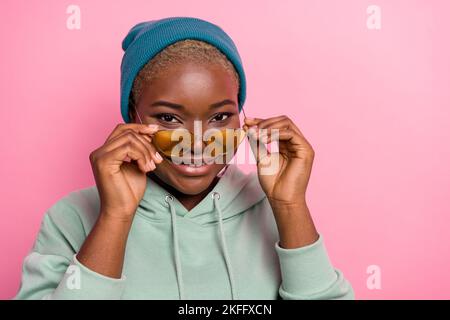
left=244, top=115, right=315, bottom=206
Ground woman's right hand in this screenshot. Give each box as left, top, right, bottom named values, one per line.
left=89, top=123, right=163, bottom=221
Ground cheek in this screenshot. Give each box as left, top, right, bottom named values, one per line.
left=231, top=117, right=241, bottom=128
left=220, top=113, right=241, bottom=129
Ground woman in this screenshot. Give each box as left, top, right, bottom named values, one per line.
left=15, top=17, right=354, bottom=300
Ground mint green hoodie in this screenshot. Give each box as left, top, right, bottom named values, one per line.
left=15, top=164, right=354, bottom=300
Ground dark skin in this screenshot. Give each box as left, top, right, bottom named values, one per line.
left=77, top=61, right=318, bottom=279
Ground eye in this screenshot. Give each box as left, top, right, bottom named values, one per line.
left=210, top=112, right=232, bottom=122
left=156, top=113, right=181, bottom=124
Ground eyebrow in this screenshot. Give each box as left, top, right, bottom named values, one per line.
left=150, top=99, right=236, bottom=110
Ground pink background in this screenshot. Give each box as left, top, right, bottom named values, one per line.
left=1, top=0, right=450, bottom=299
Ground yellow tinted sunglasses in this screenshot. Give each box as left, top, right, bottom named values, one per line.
left=152, top=128, right=247, bottom=160
left=133, top=105, right=249, bottom=162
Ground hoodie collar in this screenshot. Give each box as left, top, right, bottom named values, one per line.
left=137, top=164, right=266, bottom=225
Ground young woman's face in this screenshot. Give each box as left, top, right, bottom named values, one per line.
left=134, top=62, right=240, bottom=195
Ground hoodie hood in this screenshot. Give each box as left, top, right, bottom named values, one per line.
left=135, top=164, right=267, bottom=300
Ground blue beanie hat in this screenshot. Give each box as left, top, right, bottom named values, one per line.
left=120, top=17, right=247, bottom=123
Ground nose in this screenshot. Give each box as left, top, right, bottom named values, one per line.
left=192, top=137, right=205, bottom=152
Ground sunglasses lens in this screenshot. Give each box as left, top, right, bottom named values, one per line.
left=152, top=130, right=189, bottom=158
left=205, top=129, right=246, bottom=156
left=153, top=128, right=246, bottom=160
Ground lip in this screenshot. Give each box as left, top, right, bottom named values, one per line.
left=164, top=156, right=218, bottom=177
left=167, top=160, right=214, bottom=176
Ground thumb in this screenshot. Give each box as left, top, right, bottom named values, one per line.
left=247, top=126, right=269, bottom=164
left=246, top=127, right=280, bottom=176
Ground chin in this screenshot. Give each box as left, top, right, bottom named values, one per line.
left=155, top=162, right=225, bottom=195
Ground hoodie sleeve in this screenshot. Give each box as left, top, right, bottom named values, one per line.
left=14, top=192, right=127, bottom=300
left=275, top=235, right=354, bottom=300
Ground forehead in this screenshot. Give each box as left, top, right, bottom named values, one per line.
left=140, top=62, right=238, bottom=112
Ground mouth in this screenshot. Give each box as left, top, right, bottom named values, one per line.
left=167, top=158, right=215, bottom=176
left=159, top=154, right=222, bottom=177
left=162, top=153, right=225, bottom=165
left=182, top=162, right=208, bottom=168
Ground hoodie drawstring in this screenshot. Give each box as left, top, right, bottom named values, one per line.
left=212, top=191, right=237, bottom=300
left=165, top=191, right=237, bottom=300
left=166, top=194, right=185, bottom=300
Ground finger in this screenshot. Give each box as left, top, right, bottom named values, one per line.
left=251, top=120, right=290, bottom=142
left=243, top=117, right=264, bottom=126
left=108, top=130, right=162, bottom=164
left=247, top=115, right=285, bottom=127
left=260, top=128, right=307, bottom=147
left=243, top=122, right=268, bottom=133
left=255, top=116, right=305, bottom=137
left=106, top=123, right=159, bottom=143
left=256, top=118, right=290, bottom=130
left=247, top=126, right=270, bottom=164
left=102, top=131, right=154, bottom=169
left=245, top=121, right=289, bottom=143
left=104, top=143, right=155, bottom=173
left=246, top=116, right=304, bottom=137
left=244, top=116, right=289, bottom=128
left=132, top=132, right=163, bottom=164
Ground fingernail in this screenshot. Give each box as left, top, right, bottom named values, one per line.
left=147, top=160, right=155, bottom=170
left=148, top=124, right=159, bottom=131
left=155, top=152, right=162, bottom=161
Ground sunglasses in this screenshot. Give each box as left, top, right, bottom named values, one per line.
left=152, top=128, right=247, bottom=162
left=133, top=106, right=248, bottom=164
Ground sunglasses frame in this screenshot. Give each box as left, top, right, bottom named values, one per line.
left=133, top=105, right=249, bottom=164
left=152, top=127, right=247, bottom=162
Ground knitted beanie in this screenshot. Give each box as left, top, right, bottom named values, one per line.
left=120, top=17, right=247, bottom=123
